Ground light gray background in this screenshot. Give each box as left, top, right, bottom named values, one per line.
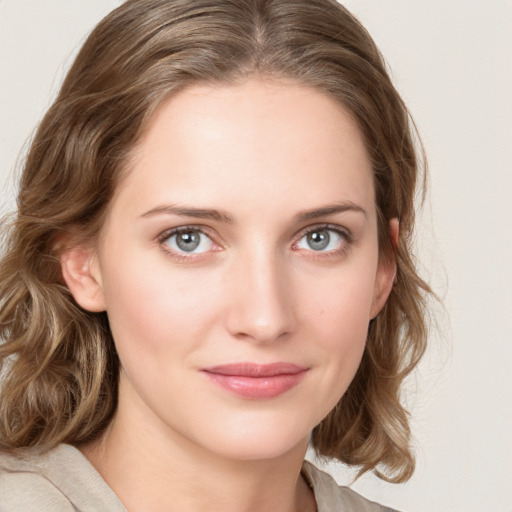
left=1, top=2, right=511, bottom=511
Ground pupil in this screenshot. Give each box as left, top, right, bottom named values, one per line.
left=308, top=230, right=330, bottom=250
left=176, top=231, right=200, bottom=251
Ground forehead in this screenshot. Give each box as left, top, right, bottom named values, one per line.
left=115, top=79, right=374, bottom=219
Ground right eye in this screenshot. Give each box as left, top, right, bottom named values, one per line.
left=161, top=228, right=214, bottom=254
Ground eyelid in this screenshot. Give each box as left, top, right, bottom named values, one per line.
left=157, top=224, right=211, bottom=241
left=294, top=223, right=352, bottom=242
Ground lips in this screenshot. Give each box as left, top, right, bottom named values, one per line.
left=201, top=362, right=308, bottom=399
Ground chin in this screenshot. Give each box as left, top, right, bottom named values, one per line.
left=208, top=437, right=309, bottom=463
left=188, top=412, right=312, bottom=462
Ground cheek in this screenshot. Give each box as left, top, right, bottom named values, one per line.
left=295, top=261, right=377, bottom=389
left=297, top=261, right=377, bottom=338
left=100, top=257, right=224, bottom=360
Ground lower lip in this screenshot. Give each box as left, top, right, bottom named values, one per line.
left=202, top=371, right=308, bottom=399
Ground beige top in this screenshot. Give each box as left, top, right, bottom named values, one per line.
left=0, top=444, right=399, bottom=512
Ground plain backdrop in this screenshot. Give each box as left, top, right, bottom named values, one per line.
left=1, top=1, right=511, bottom=511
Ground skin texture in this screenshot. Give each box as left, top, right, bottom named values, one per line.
left=61, top=79, right=396, bottom=512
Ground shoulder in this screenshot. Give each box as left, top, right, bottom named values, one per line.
left=0, top=447, right=75, bottom=512
left=0, top=469, right=75, bottom=512
left=0, top=444, right=126, bottom=512
left=302, top=460, right=401, bottom=512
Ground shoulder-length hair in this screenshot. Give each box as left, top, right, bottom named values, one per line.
left=0, top=0, right=431, bottom=482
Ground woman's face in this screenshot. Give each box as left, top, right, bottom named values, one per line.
left=65, top=79, right=395, bottom=461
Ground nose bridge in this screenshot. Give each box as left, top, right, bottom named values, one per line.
left=226, top=242, right=295, bottom=343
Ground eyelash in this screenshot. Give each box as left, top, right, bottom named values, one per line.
left=157, top=223, right=353, bottom=260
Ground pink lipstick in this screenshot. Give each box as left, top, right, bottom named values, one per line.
left=201, top=362, right=308, bottom=399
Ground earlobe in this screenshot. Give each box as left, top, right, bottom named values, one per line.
left=60, top=245, right=106, bottom=312
left=370, top=218, right=399, bottom=319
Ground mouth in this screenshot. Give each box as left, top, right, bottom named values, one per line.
left=201, top=362, right=309, bottom=400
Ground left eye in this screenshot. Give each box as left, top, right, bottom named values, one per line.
left=163, top=229, right=213, bottom=254
left=295, top=228, right=345, bottom=252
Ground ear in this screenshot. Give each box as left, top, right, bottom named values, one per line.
left=370, top=218, right=399, bottom=319
left=60, top=245, right=106, bottom=312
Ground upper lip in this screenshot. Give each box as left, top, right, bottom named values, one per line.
left=202, top=362, right=308, bottom=377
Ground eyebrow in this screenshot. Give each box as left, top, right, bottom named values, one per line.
left=294, top=202, right=367, bottom=222
left=140, top=205, right=233, bottom=223
left=140, top=201, right=367, bottom=223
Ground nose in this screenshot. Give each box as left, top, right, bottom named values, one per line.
left=224, top=248, right=296, bottom=344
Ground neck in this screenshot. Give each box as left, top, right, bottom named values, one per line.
left=78, top=378, right=316, bottom=512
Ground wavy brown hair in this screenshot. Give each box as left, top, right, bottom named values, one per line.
left=0, top=0, right=431, bottom=482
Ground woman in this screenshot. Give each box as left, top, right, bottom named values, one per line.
left=0, top=0, right=431, bottom=510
